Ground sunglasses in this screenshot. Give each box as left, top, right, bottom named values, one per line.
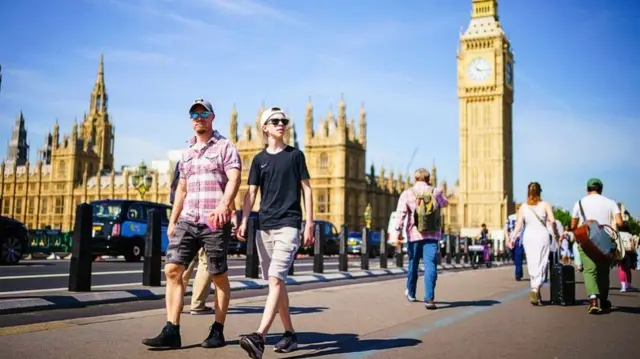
left=269, top=118, right=289, bottom=126
left=190, top=111, right=212, bottom=119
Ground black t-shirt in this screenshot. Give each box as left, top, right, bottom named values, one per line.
left=248, top=146, right=310, bottom=230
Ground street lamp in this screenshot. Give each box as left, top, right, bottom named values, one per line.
left=131, top=161, right=153, bottom=200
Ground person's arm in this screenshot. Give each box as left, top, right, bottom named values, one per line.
left=611, top=200, right=623, bottom=228
left=241, top=157, right=261, bottom=225
left=544, top=202, right=558, bottom=237
left=297, top=151, right=313, bottom=228
left=394, top=191, right=409, bottom=234
left=511, top=207, right=524, bottom=240
left=435, top=188, right=449, bottom=208
left=570, top=201, right=580, bottom=231
left=219, top=143, right=241, bottom=211
left=169, top=159, right=187, bottom=225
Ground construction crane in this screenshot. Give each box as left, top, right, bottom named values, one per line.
left=405, top=147, right=418, bottom=175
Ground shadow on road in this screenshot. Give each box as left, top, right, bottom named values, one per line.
left=264, top=332, right=421, bottom=358
left=434, top=299, right=500, bottom=309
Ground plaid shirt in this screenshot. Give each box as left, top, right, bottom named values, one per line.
left=394, top=182, right=449, bottom=242
left=178, top=130, right=241, bottom=223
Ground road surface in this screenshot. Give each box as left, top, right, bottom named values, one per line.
left=0, top=256, right=382, bottom=294
left=1, top=264, right=636, bottom=359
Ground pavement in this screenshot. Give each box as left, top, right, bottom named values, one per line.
left=1, top=265, right=637, bottom=359
left=0, top=256, right=502, bottom=314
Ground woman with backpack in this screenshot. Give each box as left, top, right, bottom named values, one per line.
left=394, top=168, right=449, bottom=310
left=507, top=182, right=559, bottom=306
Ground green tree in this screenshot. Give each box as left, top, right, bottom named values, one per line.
left=553, top=207, right=571, bottom=227
left=626, top=217, right=640, bottom=236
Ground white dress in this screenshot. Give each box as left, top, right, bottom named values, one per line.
left=521, top=203, right=551, bottom=290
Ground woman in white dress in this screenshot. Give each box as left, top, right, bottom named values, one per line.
left=508, top=182, right=559, bottom=305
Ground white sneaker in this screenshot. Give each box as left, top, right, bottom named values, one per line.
left=404, top=288, right=417, bottom=302
left=620, top=283, right=627, bottom=292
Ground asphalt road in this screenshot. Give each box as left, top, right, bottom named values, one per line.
left=2, top=266, right=636, bottom=359
left=0, top=256, right=384, bottom=294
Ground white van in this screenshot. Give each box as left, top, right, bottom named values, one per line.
left=386, top=211, right=408, bottom=253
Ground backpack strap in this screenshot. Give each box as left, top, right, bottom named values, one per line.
left=578, top=200, right=587, bottom=223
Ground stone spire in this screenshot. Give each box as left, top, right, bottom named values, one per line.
left=5, top=111, right=29, bottom=166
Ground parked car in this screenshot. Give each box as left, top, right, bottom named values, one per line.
left=0, top=216, right=29, bottom=265
left=346, top=231, right=394, bottom=258
left=300, top=220, right=340, bottom=255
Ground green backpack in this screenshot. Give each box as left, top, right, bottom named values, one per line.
left=411, top=188, right=440, bottom=232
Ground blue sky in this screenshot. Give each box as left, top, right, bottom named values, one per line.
left=0, top=0, right=638, bottom=214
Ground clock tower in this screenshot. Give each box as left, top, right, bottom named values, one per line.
left=457, top=0, right=514, bottom=229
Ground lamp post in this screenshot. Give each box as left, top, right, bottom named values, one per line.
left=131, top=161, right=153, bottom=200
left=364, top=202, right=372, bottom=230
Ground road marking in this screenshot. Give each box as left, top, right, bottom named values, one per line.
left=0, top=261, right=357, bottom=280
left=0, top=267, right=378, bottom=296
left=343, top=286, right=530, bottom=359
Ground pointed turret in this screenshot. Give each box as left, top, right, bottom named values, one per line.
left=431, top=159, right=438, bottom=187
left=89, top=54, right=108, bottom=115
left=229, top=104, right=238, bottom=142
left=337, top=93, right=347, bottom=134
left=358, top=103, right=367, bottom=147
left=304, top=96, right=314, bottom=142
left=5, top=111, right=29, bottom=166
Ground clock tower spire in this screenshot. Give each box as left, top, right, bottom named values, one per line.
left=457, top=0, right=514, bottom=230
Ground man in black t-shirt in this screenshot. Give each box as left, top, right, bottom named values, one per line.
left=237, top=107, right=314, bottom=358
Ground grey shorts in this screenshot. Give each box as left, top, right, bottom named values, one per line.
left=256, top=226, right=301, bottom=281
left=165, top=220, right=231, bottom=275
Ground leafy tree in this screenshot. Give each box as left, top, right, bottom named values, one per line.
left=625, top=217, right=640, bottom=236
left=553, top=207, right=571, bottom=227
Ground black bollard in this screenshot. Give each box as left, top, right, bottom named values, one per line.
left=313, top=224, right=324, bottom=273
left=455, top=236, right=461, bottom=264
left=338, top=224, right=348, bottom=272
left=288, top=251, right=295, bottom=276
left=395, top=241, right=404, bottom=268
left=445, top=234, right=452, bottom=264
left=379, top=229, right=388, bottom=269
left=245, top=218, right=260, bottom=278
left=361, top=227, right=370, bottom=270
left=68, top=203, right=93, bottom=292
left=143, top=208, right=162, bottom=286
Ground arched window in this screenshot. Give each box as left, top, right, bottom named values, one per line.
left=318, top=153, right=329, bottom=171
left=57, top=161, right=66, bottom=178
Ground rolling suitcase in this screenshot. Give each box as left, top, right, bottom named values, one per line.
left=550, top=250, right=576, bottom=306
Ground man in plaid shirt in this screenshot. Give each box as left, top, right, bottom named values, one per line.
left=143, top=98, right=241, bottom=349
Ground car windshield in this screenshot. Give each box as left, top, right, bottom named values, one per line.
left=347, top=232, right=362, bottom=239
left=92, top=201, right=123, bottom=220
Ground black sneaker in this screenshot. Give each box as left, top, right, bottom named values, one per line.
left=141, top=322, right=182, bottom=348
left=601, top=299, right=612, bottom=311
left=274, top=331, right=298, bottom=353
left=201, top=322, right=226, bottom=348
left=239, top=332, right=265, bottom=359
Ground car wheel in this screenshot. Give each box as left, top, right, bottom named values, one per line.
left=1, top=236, right=24, bottom=265
left=124, top=242, right=143, bottom=262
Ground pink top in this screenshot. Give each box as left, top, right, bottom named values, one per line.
left=394, top=181, right=448, bottom=242
left=178, top=130, right=241, bottom=224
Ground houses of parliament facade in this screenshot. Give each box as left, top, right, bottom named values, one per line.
left=1, top=0, right=515, bottom=234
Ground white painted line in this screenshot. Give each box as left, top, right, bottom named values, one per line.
left=0, top=261, right=364, bottom=281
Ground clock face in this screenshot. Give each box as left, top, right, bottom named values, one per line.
left=506, top=62, right=513, bottom=85
left=467, top=57, right=492, bottom=82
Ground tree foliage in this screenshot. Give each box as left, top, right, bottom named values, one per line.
left=553, top=207, right=571, bottom=227
left=626, top=217, right=640, bottom=236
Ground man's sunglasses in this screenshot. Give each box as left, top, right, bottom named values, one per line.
left=269, top=118, right=289, bottom=126
left=190, top=111, right=212, bottom=119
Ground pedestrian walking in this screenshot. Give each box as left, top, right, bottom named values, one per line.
left=236, top=106, right=314, bottom=358
left=394, top=168, right=449, bottom=309
left=508, top=182, right=559, bottom=305
left=570, top=178, right=623, bottom=314
left=142, top=98, right=241, bottom=348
